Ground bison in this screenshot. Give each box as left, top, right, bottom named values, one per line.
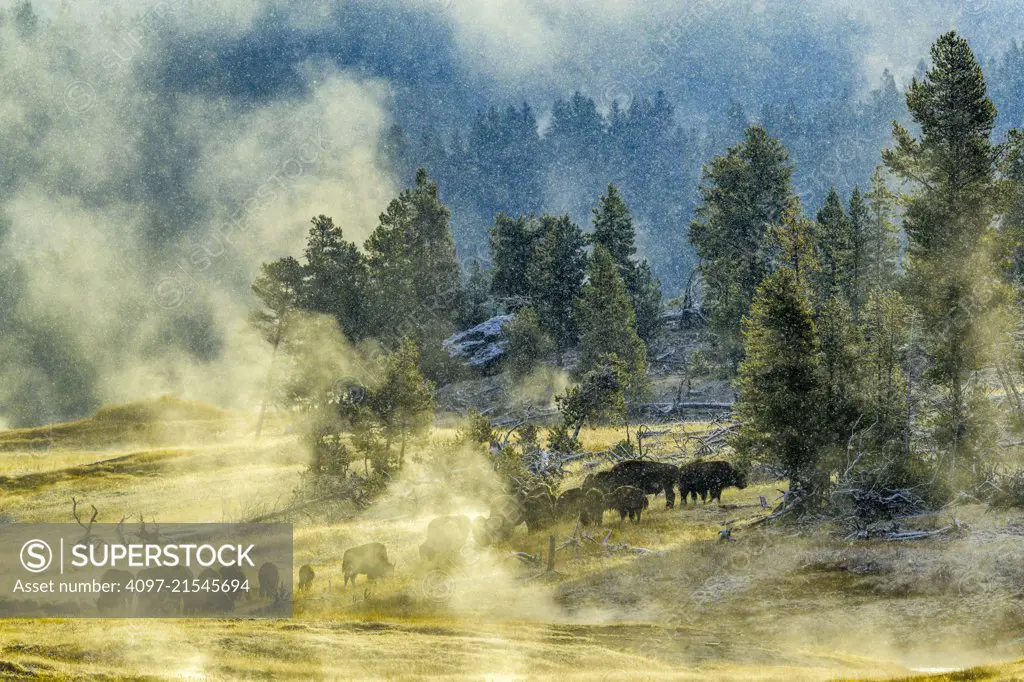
left=135, top=565, right=192, bottom=616
left=605, top=460, right=681, bottom=508
left=522, top=487, right=558, bottom=532
left=488, top=492, right=527, bottom=528
left=556, top=487, right=586, bottom=519
left=97, top=568, right=134, bottom=614
left=183, top=567, right=233, bottom=615
left=678, top=461, right=747, bottom=505
left=342, top=542, right=394, bottom=586
left=420, top=515, right=471, bottom=562
left=608, top=485, right=649, bottom=523
left=219, top=564, right=250, bottom=601
left=258, top=562, right=281, bottom=600
left=579, top=487, right=607, bottom=526
left=297, top=564, right=315, bottom=592
left=582, top=470, right=615, bottom=491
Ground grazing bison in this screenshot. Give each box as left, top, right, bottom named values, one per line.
left=605, top=460, right=681, bottom=508
left=342, top=542, right=394, bottom=586
left=298, top=564, right=315, bottom=592
left=556, top=487, right=587, bottom=519
left=489, top=492, right=527, bottom=528
left=582, top=470, right=615, bottom=491
left=135, top=565, right=192, bottom=616
left=184, top=568, right=233, bottom=615
left=420, top=515, right=471, bottom=562
left=678, top=461, right=747, bottom=505
left=219, top=564, right=250, bottom=601
left=472, top=513, right=514, bottom=547
left=608, top=485, right=649, bottom=523
left=579, top=487, right=607, bottom=526
left=258, top=562, right=281, bottom=600
left=97, top=568, right=134, bottom=614
left=522, top=487, right=558, bottom=532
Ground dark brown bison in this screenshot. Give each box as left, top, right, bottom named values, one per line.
left=582, top=470, right=615, bottom=491
left=97, top=569, right=134, bottom=614
left=219, top=564, right=250, bottom=601
left=556, top=487, right=586, bottom=518
left=489, top=492, right=527, bottom=528
left=608, top=485, right=649, bottom=523
left=420, top=515, right=471, bottom=562
left=184, top=567, right=234, bottom=615
left=678, top=461, right=747, bottom=504
left=258, top=562, right=280, bottom=599
left=522, top=487, right=558, bottom=532
left=579, top=487, right=607, bottom=526
left=135, top=565, right=192, bottom=616
left=342, top=542, right=394, bottom=586
left=474, top=510, right=521, bottom=547
left=604, top=460, right=681, bottom=508
left=298, top=564, right=315, bottom=592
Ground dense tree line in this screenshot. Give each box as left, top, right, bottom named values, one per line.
left=722, top=32, right=1024, bottom=505
left=382, top=76, right=908, bottom=296
left=259, top=30, right=1024, bottom=511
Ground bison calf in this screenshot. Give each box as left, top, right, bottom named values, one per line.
left=342, top=542, right=394, bottom=586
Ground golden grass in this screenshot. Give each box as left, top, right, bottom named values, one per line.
left=2, top=413, right=1024, bottom=680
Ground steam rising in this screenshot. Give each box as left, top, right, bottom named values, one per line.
left=0, top=3, right=395, bottom=426
left=3, top=0, right=1024, bottom=427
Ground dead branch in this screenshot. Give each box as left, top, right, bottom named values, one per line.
left=510, top=551, right=541, bottom=567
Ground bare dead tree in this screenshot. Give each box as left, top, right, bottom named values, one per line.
left=114, top=514, right=129, bottom=545
left=70, top=497, right=100, bottom=547
left=138, top=514, right=162, bottom=545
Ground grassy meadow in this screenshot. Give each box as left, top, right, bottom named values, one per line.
left=0, top=403, right=1023, bottom=680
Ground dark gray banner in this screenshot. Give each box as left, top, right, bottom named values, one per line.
left=0, top=523, right=292, bottom=618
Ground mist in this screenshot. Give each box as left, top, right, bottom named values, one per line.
left=4, top=0, right=1024, bottom=427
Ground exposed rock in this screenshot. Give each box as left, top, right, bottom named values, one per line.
left=442, top=314, right=515, bottom=369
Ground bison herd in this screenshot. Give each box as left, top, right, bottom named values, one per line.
left=96, top=459, right=745, bottom=607
left=334, top=459, right=749, bottom=589
left=470, top=458, right=747, bottom=546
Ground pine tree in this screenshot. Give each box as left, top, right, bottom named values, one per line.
left=864, top=166, right=901, bottom=293
left=457, top=261, right=495, bottom=329
left=591, top=184, right=637, bottom=270
left=690, top=125, right=796, bottom=370
left=817, top=295, right=864, bottom=457
left=770, top=201, right=818, bottom=287
left=860, top=288, right=911, bottom=459
left=590, top=185, right=664, bottom=344
left=733, top=267, right=824, bottom=495
left=250, top=256, right=304, bottom=344
left=882, top=32, right=1010, bottom=477
left=630, top=261, right=664, bottom=347
left=302, top=215, right=370, bottom=341
left=503, top=307, right=554, bottom=379
left=489, top=213, right=541, bottom=305
left=365, top=169, right=462, bottom=356
left=351, top=338, right=435, bottom=472
left=814, top=188, right=852, bottom=307
left=577, top=246, right=648, bottom=397
left=847, top=187, right=869, bottom=316
left=529, top=214, right=588, bottom=356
